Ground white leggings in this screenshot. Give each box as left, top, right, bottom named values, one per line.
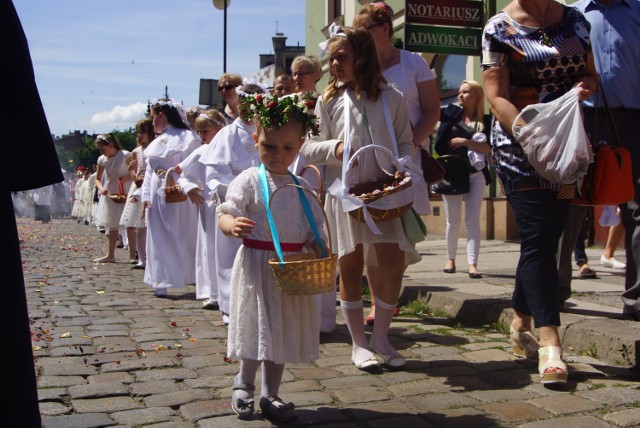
left=442, top=172, right=485, bottom=265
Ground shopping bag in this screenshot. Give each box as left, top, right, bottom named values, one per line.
left=572, top=83, right=634, bottom=206
left=401, top=207, right=427, bottom=244
left=512, top=87, right=593, bottom=184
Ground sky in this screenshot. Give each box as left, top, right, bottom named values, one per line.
left=14, top=0, right=307, bottom=137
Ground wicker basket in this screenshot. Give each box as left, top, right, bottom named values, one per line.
left=346, top=145, right=413, bottom=223
left=267, top=184, right=337, bottom=295
left=108, top=194, right=127, bottom=204
left=164, top=170, right=187, bottom=203
left=299, top=163, right=325, bottom=206
left=108, top=179, right=127, bottom=204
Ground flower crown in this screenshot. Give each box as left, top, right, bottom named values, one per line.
left=239, top=91, right=320, bottom=136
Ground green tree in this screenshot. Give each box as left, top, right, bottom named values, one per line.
left=54, top=128, right=136, bottom=171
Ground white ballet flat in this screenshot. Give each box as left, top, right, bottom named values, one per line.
left=369, top=339, right=406, bottom=368
left=351, top=349, right=381, bottom=371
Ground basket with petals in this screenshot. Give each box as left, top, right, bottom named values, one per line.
left=108, top=179, right=128, bottom=204
left=267, top=184, right=337, bottom=295
left=164, top=169, right=187, bottom=203
left=347, top=145, right=413, bottom=223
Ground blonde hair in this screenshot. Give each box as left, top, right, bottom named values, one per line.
left=462, top=79, right=485, bottom=125
left=195, top=108, right=226, bottom=129
left=219, top=72, right=242, bottom=87
left=291, top=55, right=322, bottom=82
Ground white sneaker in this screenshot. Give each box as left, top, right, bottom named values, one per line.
left=600, top=255, right=626, bottom=269
left=154, top=288, right=168, bottom=297
left=222, top=314, right=230, bottom=325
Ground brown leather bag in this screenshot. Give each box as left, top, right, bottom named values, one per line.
left=421, top=147, right=445, bottom=185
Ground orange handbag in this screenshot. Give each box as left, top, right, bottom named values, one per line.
left=573, top=83, right=634, bottom=206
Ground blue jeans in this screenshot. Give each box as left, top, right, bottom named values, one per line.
left=508, top=190, right=569, bottom=327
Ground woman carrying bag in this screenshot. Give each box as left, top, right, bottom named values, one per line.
left=433, top=80, right=491, bottom=278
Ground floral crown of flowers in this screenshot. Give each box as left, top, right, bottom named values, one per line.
left=239, top=91, right=320, bottom=136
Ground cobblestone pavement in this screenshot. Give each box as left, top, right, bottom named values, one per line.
left=18, top=217, right=639, bottom=428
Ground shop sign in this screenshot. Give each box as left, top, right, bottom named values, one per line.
left=405, top=24, right=481, bottom=56
left=406, top=0, right=484, bottom=28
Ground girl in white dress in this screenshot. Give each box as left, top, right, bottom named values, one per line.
left=119, top=117, right=155, bottom=269
left=354, top=2, right=440, bottom=323
left=70, top=167, right=86, bottom=220
left=93, top=134, right=134, bottom=263
left=175, top=109, right=226, bottom=308
left=141, top=99, right=201, bottom=297
left=301, top=26, right=422, bottom=371
left=198, top=84, right=265, bottom=323
left=217, top=93, right=324, bottom=422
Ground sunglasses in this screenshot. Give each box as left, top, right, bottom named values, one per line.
left=218, top=83, right=238, bottom=92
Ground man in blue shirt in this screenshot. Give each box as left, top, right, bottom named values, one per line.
left=573, top=0, right=640, bottom=320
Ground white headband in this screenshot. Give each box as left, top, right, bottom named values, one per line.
left=318, top=22, right=345, bottom=59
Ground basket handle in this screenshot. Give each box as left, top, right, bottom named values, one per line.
left=164, top=167, right=179, bottom=187
left=259, top=165, right=332, bottom=265
left=298, top=164, right=324, bottom=203
left=347, top=144, right=405, bottom=176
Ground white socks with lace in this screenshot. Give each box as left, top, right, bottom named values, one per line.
left=340, top=299, right=375, bottom=362
left=371, top=298, right=398, bottom=356
left=234, top=358, right=260, bottom=401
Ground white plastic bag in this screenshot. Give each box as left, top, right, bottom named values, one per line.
left=468, top=132, right=487, bottom=170
left=512, top=87, right=593, bottom=184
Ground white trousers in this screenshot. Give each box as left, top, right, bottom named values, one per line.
left=442, top=172, right=485, bottom=265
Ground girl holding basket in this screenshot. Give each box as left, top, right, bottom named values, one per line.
left=217, top=92, right=326, bottom=422
left=301, top=26, right=422, bottom=371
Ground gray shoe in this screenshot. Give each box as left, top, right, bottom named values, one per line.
left=231, top=382, right=255, bottom=418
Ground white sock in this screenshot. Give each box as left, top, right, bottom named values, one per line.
left=371, top=298, right=398, bottom=356
left=340, top=299, right=373, bottom=361
left=261, top=360, right=285, bottom=400
left=234, top=358, right=260, bottom=401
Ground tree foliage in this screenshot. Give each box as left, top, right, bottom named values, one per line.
left=55, top=127, right=136, bottom=171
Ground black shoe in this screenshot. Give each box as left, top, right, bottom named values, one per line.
left=443, top=267, right=456, bottom=274
left=468, top=272, right=482, bottom=279
left=259, top=396, right=297, bottom=422
left=622, top=307, right=639, bottom=321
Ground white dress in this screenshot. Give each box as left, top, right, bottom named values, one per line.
left=141, top=126, right=201, bottom=290
left=80, top=174, right=94, bottom=221
left=119, top=146, right=146, bottom=229
left=96, top=150, right=131, bottom=229
left=301, top=86, right=421, bottom=266
left=218, top=168, right=323, bottom=363
left=177, top=143, right=216, bottom=301
left=199, top=118, right=259, bottom=315
left=383, top=49, right=435, bottom=215
left=70, top=177, right=85, bottom=217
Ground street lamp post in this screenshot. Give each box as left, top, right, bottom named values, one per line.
left=213, top=0, right=231, bottom=73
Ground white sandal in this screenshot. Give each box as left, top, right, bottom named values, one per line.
left=538, top=346, right=568, bottom=385
left=510, top=322, right=539, bottom=359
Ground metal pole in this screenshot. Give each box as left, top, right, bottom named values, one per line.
left=223, top=1, right=227, bottom=73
